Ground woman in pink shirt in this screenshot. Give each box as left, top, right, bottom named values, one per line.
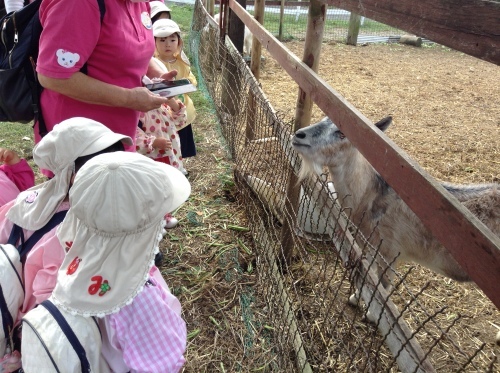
left=0, top=148, right=34, bottom=208
left=36, top=0, right=176, bottom=152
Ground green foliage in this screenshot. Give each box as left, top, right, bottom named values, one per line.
left=169, top=4, right=194, bottom=32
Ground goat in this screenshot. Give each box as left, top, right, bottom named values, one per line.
left=292, top=116, right=499, bottom=306
left=213, top=13, right=253, bottom=58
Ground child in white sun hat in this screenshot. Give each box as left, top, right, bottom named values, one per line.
left=40, top=151, right=190, bottom=372
left=4, top=118, right=132, bottom=317
left=150, top=0, right=171, bottom=22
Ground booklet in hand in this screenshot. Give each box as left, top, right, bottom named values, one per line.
left=146, top=79, right=197, bottom=98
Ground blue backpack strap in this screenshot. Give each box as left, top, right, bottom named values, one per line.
left=16, top=209, right=68, bottom=259
left=41, top=300, right=91, bottom=373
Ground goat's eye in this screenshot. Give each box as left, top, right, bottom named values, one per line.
left=337, top=132, right=345, bottom=140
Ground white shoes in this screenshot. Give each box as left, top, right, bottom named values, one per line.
left=165, top=213, right=178, bottom=229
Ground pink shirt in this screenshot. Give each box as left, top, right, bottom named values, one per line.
left=101, top=277, right=186, bottom=373
left=36, top=0, right=155, bottom=148
left=0, top=160, right=35, bottom=207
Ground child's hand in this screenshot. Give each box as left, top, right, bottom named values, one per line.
left=160, top=70, right=178, bottom=81
left=166, top=97, right=181, bottom=112
left=152, top=137, right=172, bottom=151
left=0, top=148, right=21, bottom=166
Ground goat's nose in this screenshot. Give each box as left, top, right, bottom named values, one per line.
left=295, top=132, right=306, bottom=139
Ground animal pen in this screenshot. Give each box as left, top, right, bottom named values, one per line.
left=210, top=0, right=406, bottom=44
left=188, top=0, right=499, bottom=371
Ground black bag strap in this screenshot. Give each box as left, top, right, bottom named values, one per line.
left=0, top=284, right=14, bottom=344
left=8, top=209, right=68, bottom=259
left=7, top=223, right=24, bottom=247
left=41, top=300, right=91, bottom=372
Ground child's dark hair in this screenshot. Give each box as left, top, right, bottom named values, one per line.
left=74, top=141, right=125, bottom=173
left=152, top=11, right=171, bottom=23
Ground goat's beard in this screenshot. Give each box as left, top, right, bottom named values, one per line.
left=297, top=157, right=323, bottom=182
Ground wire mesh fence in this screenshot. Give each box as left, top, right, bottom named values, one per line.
left=189, top=1, right=498, bottom=371
left=210, top=1, right=406, bottom=44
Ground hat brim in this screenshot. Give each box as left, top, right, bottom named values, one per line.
left=81, top=132, right=133, bottom=157
left=151, top=7, right=171, bottom=18
left=52, top=213, right=164, bottom=317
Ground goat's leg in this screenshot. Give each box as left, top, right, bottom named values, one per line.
left=348, top=257, right=394, bottom=324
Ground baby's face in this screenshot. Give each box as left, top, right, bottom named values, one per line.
left=155, top=34, right=180, bottom=60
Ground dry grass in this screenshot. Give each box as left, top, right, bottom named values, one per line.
left=171, top=41, right=499, bottom=371
left=156, top=108, right=275, bottom=371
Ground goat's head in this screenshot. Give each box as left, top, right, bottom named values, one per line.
left=292, top=116, right=392, bottom=180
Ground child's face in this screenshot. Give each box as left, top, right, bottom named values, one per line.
left=155, top=33, right=180, bottom=60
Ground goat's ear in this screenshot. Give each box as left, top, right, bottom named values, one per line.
left=374, top=116, right=392, bottom=132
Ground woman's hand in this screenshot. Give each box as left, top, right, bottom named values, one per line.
left=128, top=87, right=171, bottom=112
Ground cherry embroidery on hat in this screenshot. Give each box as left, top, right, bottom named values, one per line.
left=88, top=275, right=111, bottom=296
left=64, top=241, right=73, bottom=253
left=66, top=256, right=81, bottom=275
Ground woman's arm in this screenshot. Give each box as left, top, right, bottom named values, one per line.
left=38, top=72, right=171, bottom=113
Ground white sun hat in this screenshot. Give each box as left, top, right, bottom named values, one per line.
left=7, top=117, right=132, bottom=231
left=153, top=18, right=181, bottom=38
left=150, top=0, right=171, bottom=19
left=50, top=151, right=191, bottom=317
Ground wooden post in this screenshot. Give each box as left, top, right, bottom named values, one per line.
left=280, top=0, right=326, bottom=264
left=346, top=12, right=361, bottom=45
left=228, top=0, right=246, bottom=54
left=279, top=0, right=285, bottom=41
left=208, top=0, right=215, bottom=16
left=250, top=0, right=265, bottom=80
left=245, top=0, right=266, bottom=144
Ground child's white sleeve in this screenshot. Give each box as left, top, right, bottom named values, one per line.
left=5, top=0, right=25, bottom=13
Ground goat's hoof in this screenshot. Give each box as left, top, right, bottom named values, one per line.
left=363, top=309, right=378, bottom=324
left=348, top=293, right=359, bottom=307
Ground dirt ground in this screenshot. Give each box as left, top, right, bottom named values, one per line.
left=172, top=41, right=499, bottom=371
left=259, top=42, right=499, bottom=185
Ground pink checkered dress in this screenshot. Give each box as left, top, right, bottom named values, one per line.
left=103, top=277, right=187, bottom=372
